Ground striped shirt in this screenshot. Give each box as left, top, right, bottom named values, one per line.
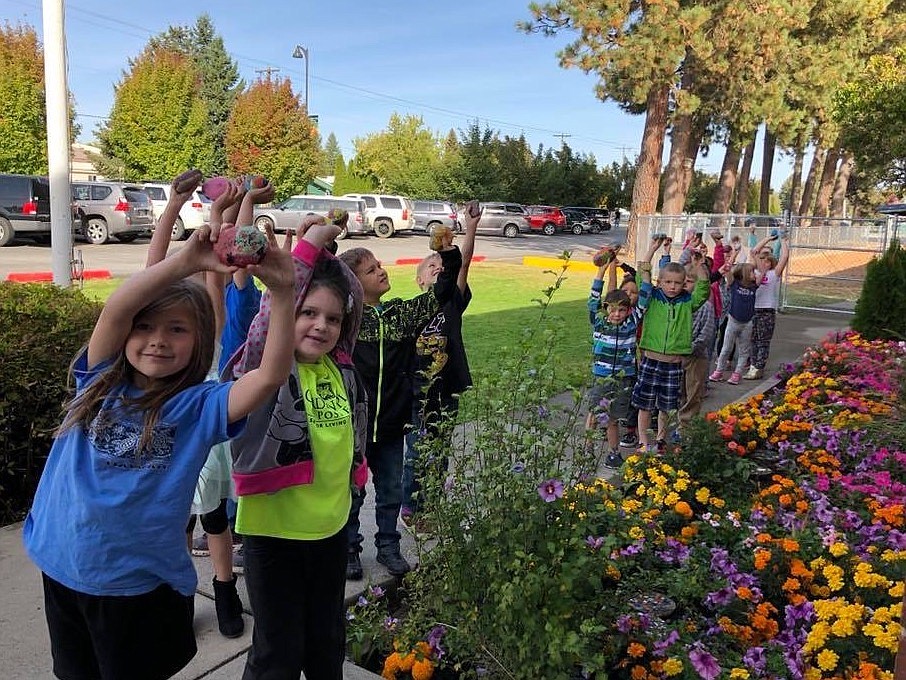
left=587, top=279, right=649, bottom=379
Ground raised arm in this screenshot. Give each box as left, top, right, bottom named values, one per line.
left=145, top=169, right=202, bottom=268
left=637, top=235, right=663, bottom=286
left=457, top=200, right=480, bottom=293
left=237, top=182, right=275, bottom=229
left=774, top=234, right=790, bottom=276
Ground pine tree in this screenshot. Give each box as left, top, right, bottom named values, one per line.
left=852, top=241, right=906, bottom=340
left=320, top=132, right=343, bottom=176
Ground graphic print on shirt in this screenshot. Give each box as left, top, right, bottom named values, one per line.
left=269, top=374, right=313, bottom=466
left=304, top=376, right=351, bottom=430
left=87, top=412, right=176, bottom=470
left=416, top=311, right=448, bottom=379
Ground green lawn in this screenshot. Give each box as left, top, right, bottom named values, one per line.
left=80, top=261, right=595, bottom=388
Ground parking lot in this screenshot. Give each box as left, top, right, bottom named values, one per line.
left=0, top=226, right=629, bottom=280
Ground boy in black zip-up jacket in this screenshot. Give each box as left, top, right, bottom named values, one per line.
left=339, top=243, right=462, bottom=579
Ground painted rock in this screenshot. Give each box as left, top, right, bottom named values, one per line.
left=242, top=175, right=268, bottom=191
left=429, top=225, right=454, bottom=252
left=326, top=208, right=349, bottom=226
left=592, top=246, right=616, bottom=267
left=173, top=169, right=201, bottom=194
left=214, top=224, right=268, bottom=267
left=201, top=176, right=233, bottom=201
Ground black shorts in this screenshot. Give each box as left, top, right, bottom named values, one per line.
left=585, top=376, right=635, bottom=422
left=42, top=573, right=196, bottom=680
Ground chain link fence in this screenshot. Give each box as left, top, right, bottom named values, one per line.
left=632, top=213, right=904, bottom=314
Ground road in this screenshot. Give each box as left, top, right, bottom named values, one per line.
left=0, top=226, right=629, bottom=280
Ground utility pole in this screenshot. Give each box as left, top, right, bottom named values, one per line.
left=554, top=133, right=572, bottom=144
left=255, top=66, right=281, bottom=80
left=42, top=0, right=73, bottom=287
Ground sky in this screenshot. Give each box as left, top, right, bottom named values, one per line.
left=3, top=0, right=793, bottom=191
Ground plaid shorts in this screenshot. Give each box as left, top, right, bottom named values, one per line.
left=631, top=356, right=683, bottom=412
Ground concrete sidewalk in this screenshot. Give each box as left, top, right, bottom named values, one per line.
left=0, top=310, right=845, bottom=679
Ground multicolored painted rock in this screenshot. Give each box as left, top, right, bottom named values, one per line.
left=592, top=245, right=616, bottom=267
left=214, top=224, right=269, bottom=267
left=201, top=176, right=233, bottom=201
left=326, top=208, right=348, bottom=227
left=242, top=175, right=268, bottom=191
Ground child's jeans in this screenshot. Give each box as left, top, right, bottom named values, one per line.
left=716, top=317, right=753, bottom=373
left=345, top=437, right=404, bottom=554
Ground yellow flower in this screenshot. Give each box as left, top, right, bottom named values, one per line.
left=628, top=526, right=645, bottom=540
left=695, top=487, right=711, bottom=503
left=816, top=648, right=838, bottom=671
left=662, top=657, right=683, bottom=676
left=729, top=669, right=750, bottom=679
left=828, top=542, right=848, bottom=557
left=889, top=581, right=904, bottom=598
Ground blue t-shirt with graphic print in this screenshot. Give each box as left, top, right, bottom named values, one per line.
left=23, top=350, right=242, bottom=597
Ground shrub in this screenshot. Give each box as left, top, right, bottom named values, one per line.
left=852, top=238, right=906, bottom=340
left=0, top=282, right=100, bottom=524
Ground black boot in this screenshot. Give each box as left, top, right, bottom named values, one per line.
left=213, top=575, right=244, bottom=638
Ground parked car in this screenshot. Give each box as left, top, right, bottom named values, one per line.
left=0, top=173, right=51, bottom=246
left=561, top=208, right=593, bottom=235
left=563, top=206, right=611, bottom=232
left=142, top=183, right=212, bottom=241
left=71, top=181, right=155, bottom=244
left=472, top=202, right=530, bottom=238
left=412, top=200, right=459, bottom=234
left=342, top=193, right=415, bottom=238
left=525, top=205, right=568, bottom=235
left=253, top=195, right=370, bottom=239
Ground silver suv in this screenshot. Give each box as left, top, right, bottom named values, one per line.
left=253, top=195, right=370, bottom=239
left=72, top=182, right=154, bottom=244
left=472, top=202, right=529, bottom=238
left=342, top=193, right=414, bottom=238
left=412, top=200, right=459, bottom=234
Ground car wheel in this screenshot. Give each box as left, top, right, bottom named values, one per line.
left=374, top=218, right=394, bottom=238
left=171, top=217, right=186, bottom=241
left=503, top=223, right=519, bottom=238
left=589, top=223, right=602, bottom=234
left=572, top=223, right=584, bottom=235
left=602, top=221, right=612, bottom=231
left=117, top=233, right=138, bottom=243
left=85, top=218, right=109, bottom=245
left=542, top=222, right=556, bottom=236
left=426, top=221, right=442, bottom=236
left=255, top=216, right=274, bottom=233
left=0, top=217, right=13, bottom=247
left=335, top=225, right=349, bottom=240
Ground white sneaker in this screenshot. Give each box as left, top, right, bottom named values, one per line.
left=743, top=366, right=763, bottom=380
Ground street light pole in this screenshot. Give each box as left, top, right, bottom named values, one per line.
left=292, top=44, right=309, bottom=110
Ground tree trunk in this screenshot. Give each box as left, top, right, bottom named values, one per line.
left=733, top=131, right=758, bottom=215
left=626, top=84, right=670, bottom=259
left=798, top=147, right=827, bottom=216
left=759, top=129, right=776, bottom=214
left=830, top=151, right=855, bottom=218
left=678, top=118, right=705, bottom=204
left=711, top=129, right=742, bottom=214
left=661, top=112, right=694, bottom=215
left=789, top=141, right=805, bottom=217
left=814, top=147, right=840, bottom=218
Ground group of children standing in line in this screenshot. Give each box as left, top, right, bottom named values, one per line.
left=586, top=225, right=790, bottom=467
left=23, top=169, right=480, bottom=680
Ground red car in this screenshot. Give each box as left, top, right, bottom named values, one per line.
left=525, top=205, right=568, bottom=235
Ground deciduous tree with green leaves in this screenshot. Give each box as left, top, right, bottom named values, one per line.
left=352, top=114, right=442, bottom=197
left=224, top=76, right=321, bottom=201
left=0, top=23, right=56, bottom=174
left=95, top=48, right=212, bottom=181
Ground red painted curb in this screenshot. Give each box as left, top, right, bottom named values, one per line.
left=393, top=256, right=486, bottom=266
left=6, top=270, right=112, bottom=282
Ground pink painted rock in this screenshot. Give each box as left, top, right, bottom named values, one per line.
left=201, top=176, right=233, bottom=201
left=214, top=224, right=269, bottom=267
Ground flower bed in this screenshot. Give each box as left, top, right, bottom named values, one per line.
left=348, top=332, right=905, bottom=679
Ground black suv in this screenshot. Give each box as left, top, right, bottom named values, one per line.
left=564, top=206, right=611, bottom=232
left=0, top=173, right=51, bottom=246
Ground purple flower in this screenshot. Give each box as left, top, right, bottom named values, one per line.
left=427, top=625, right=446, bottom=659
left=537, top=405, right=550, bottom=419
left=537, top=478, right=564, bottom=502
left=383, top=616, right=399, bottom=630
left=652, top=630, right=679, bottom=656
left=615, top=615, right=633, bottom=634
left=511, top=462, right=526, bottom=474
left=585, top=535, right=604, bottom=550
left=689, top=644, right=721, bottom=679
left=356, top=595, right=368, bottom=607
left=346, top=610, right=356, bottom=621
left=742, top=646, right=766, bottom=672
left=368, top=585, right=385, bottom=599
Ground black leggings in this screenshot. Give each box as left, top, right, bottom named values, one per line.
left=185, top=498, right=230, bottom=535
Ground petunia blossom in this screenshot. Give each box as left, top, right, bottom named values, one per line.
left=537, top=478, right=564, bottom=502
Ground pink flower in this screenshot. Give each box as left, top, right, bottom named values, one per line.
left=689, top=644, right=721, bottom=679
left=537, top=478, right=564, bottom=502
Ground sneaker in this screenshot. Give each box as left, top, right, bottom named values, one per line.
left=619, top=430, right=638, bottom=448
left=603, top=451, right=624, bottom=469
left=231, top=545, right=244, bottom=575
left=656, top=439, right=667, bottom=454
left=743, top=366, right=763, bottom=380
left=212, top=575, right=244, bottom=638
left=727, top=371, right=742, bottom=385
left=709, top=370, right=724, bottom=382
left=191, top=532, right=210, bottom=557
left=346, top=552, right=363, bottom=581
left=376, top=549, right=412, bottom=576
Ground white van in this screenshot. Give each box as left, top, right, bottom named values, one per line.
left=342, top=193, right=415, bottom=238
left=253, top=195, right=371, bottom=239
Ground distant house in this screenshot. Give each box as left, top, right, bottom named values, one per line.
left=308, top=176, right=333, bottom=195
left=71, top=143, right=106, bottom=182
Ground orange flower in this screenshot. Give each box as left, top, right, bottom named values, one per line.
left=754, top=549, right=772, bottom=570
left=736, top=586, right=754, bottom=601
left=674, top=501, right=693, bottom=519
left=781, top=538, right=800, bottom=553
left=628, top=642, right=646, bottom=658
left=631, top=665, right=648, bottom=680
